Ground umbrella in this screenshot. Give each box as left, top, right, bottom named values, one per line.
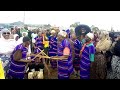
left=75, top=24, right=91, bottom=37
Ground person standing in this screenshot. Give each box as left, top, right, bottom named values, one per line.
left=31, top=30, right=38, bottom=52
left=0, top=28, right=17, bottom=77
left=108, top=35, right=120, bottom=79
left=71, top=33, right=82, bottom=77
left=7, top=37, right=33, bottom=79
left=80, top=33, right=95, bottom=79
left=53, top=31, right=73, bottom=79
left=91, top=31, right=111, bottom=79
left=49, top=30, right=57, bottom=69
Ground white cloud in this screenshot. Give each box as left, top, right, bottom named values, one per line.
left=0, top=11, right=120, bottom=31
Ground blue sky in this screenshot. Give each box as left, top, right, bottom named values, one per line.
left=0, top=11, right=120, bottom=31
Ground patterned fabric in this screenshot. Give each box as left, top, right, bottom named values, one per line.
left=80, top=43, right=95, bottom=79
left=57, top=39, right=73, bottom=79
left=73, top=39, right=82, bottom=71
left=107, top=55, right=120, bottom=79
left=49, top=36, right=57, bottom=69
left=93, top=35, right=99, bottom=46
left=8, top=44, right=28, bottom=79
left=66, top=29, right=71, bottom=39
left=0, top=55, right=10, bottom=77
left=34, top=36, right=44, bottom=51
left=30, top=36, right=44, bottom=71
left=90, top=52, right=107, bottom=79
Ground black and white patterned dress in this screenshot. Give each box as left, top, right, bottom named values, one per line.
left=108, top=55, right=120, bottom=79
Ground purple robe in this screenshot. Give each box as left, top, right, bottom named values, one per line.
left=73, top=39, right=82, bottom=71
left=57, top=39, right=73, bottom=79
left=8, top=44, right=28, bottom=79
left=49, top=36, right=57, bottom=69
left=80, top=43, right=95, bottom=79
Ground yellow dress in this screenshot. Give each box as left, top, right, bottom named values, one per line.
left=43, top=36, right=49, bottom=48
left=0, top=59, right=5, bottom=79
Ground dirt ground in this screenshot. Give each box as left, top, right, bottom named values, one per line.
left=44, top=64, right=80, bottom=79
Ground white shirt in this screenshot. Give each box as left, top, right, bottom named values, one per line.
left=31, top=33, right=37, bottom=43
left=0, top=38, right=17, bottom=57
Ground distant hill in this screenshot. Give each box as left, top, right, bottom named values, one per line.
left=0, top=21, right=24, bottom=28
left=10, top=21, right=24, bottom=26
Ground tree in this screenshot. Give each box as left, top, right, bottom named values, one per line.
left=70, top=22, right=80, bottom=28
left=91, top=25, right=99, bottom=32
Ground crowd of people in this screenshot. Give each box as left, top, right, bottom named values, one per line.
left=0, top=25, right=120, bottom=79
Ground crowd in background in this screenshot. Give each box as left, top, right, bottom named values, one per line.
left=0, top=25, right=120, bottom=79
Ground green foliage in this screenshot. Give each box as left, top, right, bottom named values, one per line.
left=70, top=22, right=80, bottom=28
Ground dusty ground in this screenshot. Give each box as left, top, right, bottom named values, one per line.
left=44, top=64, right=80, bottom=79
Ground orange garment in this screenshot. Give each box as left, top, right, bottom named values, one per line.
left=63, top=47, right=70, bottom=55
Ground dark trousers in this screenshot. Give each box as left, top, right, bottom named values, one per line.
left=44, top=47, right=49, bottom=65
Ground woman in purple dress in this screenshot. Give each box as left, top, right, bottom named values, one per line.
left=52, top=31, right=73, bottom=79
left=34, top=31, right=44, bottom=52
left=71, top=33, right=82, bottom=77
left=49, top=30, right=57, bottom=69
left=7, top=37, right=33, bottom=79
left=80, top=33, right=95, bottom=79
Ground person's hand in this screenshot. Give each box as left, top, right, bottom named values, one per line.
left=27, top=53, right=31, bottom=57
left=29, top=59, right=34, bottom=63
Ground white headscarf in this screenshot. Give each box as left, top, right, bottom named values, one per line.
left=0, top=28, right=11, bottom=40
left=58, top=31, right=67, bottom=37
left=86, top=32, right=94, bottom=40
left=0, top=29, right=16, bottom=56
left=51, top=30, right=56, bottom=33
left=14, top=34, right=19, bottom=40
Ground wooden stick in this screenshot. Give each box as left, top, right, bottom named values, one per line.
left=37, top=48, right=49, bottom=57
left=32, top=55, right=67, bottom=60
left=32, top=50, right=44, bottom=60
left=51, top=57, right=68, bottom=60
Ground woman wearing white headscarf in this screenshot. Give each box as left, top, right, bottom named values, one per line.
left=79, top=33, right=95, bottom=79
left=14, top=34, right=19, bottom=41
left=0, top=28, right=17, bottom=77
left=52, top=31, right=74, bottom=79
left=90, top=31, right=112, bottom=79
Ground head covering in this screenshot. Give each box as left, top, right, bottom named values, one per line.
left=14, top=34, right=19, bottom=39
left=58, top=31, right=67, bottom=38
left=1, top=28, right=10, bottom=34
left=22, top=32, right=28, bottom=37
left=23, top=36, right=30, bottom=42
left=75, top=24, right=91, bottom=37
left=86, top=33, right=94, bottom=40
left=51, top=30, right=56, bottom=33
left=100, top=31, right=110, bottom=40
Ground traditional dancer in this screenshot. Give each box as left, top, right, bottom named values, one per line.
left=49, top=30, right=57, bottom=69
left=71, top=33, right=82, bottom=77
left=54, top=31, right=73, bottom=79
left=80, top=32, right=95, bottom=79
left=7, top=37, right=33, bottom=79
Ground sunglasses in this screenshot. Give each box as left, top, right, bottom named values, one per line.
left=3, top=32, right=10, bottom=35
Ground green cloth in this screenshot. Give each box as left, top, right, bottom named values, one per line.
left=87, top=43, right=95, bottom=62
left=90, top=54, right=94, bottom=62
left=20, top=29, right=28, bottom=36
